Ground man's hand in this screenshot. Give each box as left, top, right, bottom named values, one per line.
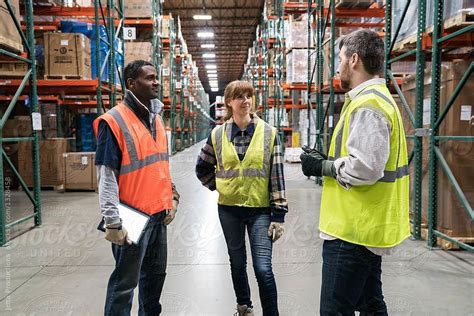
left=267, top=222, right=284, bottom=242
left=164, top=197, right=179, bottom=226
left=300, top=151, right=326, bottom=178
left=105, top=222, right=131, bottom=245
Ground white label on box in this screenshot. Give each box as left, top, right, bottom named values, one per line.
left=31, top=112, right=42, bottom=131
left=176, top=81, right=182, bottom=89
left=460, top=105, right=472, bottom=121
left=60, top=40, right=69, bottom=46
left=189, top=96, right=194, bottom=102
left=81, top=156, right=88, bottom=165
left=328, top=115, right=333, bottom=128
left=423, top=98, right=431, bottom=125
left=162, top=68, right=170, bottom=76
left=123, top=27, right=136, bottom=40
left=87, top=23, right=93, bottom=31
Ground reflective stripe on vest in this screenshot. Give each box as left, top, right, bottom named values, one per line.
left=108, top=108, right=169, bottom=175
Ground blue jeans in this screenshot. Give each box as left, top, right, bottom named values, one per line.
left=104, top=212, right=167, bottom=316
left=218, top=205, right=279, bottom=316
left=320, top=239, right=388, bottom=316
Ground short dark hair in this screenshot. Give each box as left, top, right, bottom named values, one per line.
left=339, top=29, right=384, bottom=75
left=123, top=60, right=155, bottom=87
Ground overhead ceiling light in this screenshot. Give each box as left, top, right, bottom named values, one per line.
left=207, top=69, right=217, bottom=74
left=208, top=73, right=218, bottom=77
left=203, top=53, right=216, bottom=58
left=205, top=64, right=217, bottom=69
left=197, top=32, right=214, bottom=38
left=211, top=88, right=219, bottom=92
left=209, top=80, right=218, bottom=85
left=193, top=14, right=212, bottom=20
left=201, top=44, right=215, bottom=49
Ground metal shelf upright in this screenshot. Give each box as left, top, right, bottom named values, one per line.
left=94, top=0, right=125, bottom=113
left=0, top=0, right=41, bottom=246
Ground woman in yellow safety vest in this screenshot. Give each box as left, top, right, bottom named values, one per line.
left=196, top=80, right=288, bottom=316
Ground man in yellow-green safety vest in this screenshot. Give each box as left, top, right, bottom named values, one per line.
left=300, top=29, right=409, bottom=315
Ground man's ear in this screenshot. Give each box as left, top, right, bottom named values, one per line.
left=350, top=53, right=359, bottom=69
left=126, top=78, right=134, bottom=90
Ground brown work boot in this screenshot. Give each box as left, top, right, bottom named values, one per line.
left=234, top=304, right=254, bottom=316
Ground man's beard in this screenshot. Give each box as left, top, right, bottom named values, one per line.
left=340, top=78, right=350, bottom=90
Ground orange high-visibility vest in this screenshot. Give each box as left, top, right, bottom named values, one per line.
left=93, top=102, right=172, bottom=215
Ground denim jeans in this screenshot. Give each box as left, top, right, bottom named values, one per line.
left=320, top=239, right=388, bottom=316
left=104, top=212, right=167, bottom=316
left=218, top=205, right=279, bottom=316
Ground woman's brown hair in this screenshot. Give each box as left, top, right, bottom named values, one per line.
left=223, top=80, right=255, bottom=121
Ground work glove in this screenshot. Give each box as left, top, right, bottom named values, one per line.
left=105, top=222, right=131, bottom=246
left=164, top=185, right=180, bottom=225
left=300, top=145, right=336, bottom=178
left=267, top=222, right=284, bottom=242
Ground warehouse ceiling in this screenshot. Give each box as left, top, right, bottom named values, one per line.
left=163, top=0, right=264, bottom=99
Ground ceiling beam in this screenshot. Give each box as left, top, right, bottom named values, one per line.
left=177, top=16, right=259, bottom=22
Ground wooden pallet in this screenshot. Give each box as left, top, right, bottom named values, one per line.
left=427, top=11, right=474, bottom=34
left=392, top=34, right=417, bottom=52
left=336, top=0, right=374, bottom=9
left=44, top=74, right=90, bottom=80
left=420, top=227, right=474, bottom=250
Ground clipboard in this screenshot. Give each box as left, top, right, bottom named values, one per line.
left=97, top=203, right=150, bottom=244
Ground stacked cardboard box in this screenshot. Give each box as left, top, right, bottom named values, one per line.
left=286, top=17, right=314, bottom=49
left=44, top=32, right=91, bottom=79
left=63, top=152, right=97, bottom=190
left=299, top=109, right=317, bottom=147
left=18, top=138, right=70, bottom=187
left=401, top=60, right=474, bottom=238
left=0, top=0, right=22, bottom=53
left=3, top=116, right=32, bottom=138
left=124, top=0, right=152, bottom=18
left=286, top=49, right=316, bottom=84
left=125, top=42, right=152, bottom=65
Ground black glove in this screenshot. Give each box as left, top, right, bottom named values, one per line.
left=302, top=145, right=328, bottom=159
left=300, top=150, right=325, bottom=177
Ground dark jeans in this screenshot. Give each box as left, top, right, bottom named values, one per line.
left=320, top=239, right=388, bottom=316
left=218, top=205, right=279, bottom=316
left=104, top=212, right=167, bottom=316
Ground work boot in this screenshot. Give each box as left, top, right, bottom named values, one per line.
left=234, top=304, right=254, bottom=316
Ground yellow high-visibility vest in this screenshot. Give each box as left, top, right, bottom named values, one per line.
left=211, top=117, right=276, bottom=207
left=320, top=83, right=410, bottom=247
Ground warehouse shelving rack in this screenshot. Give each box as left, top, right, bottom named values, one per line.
left=0, top=0, right=40, bottom=246
left=426, top=0, right=473, bottom=252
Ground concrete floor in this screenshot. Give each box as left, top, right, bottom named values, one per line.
left=0, top=141, right=473, bottom=315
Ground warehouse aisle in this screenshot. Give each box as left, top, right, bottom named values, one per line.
left=0, top=141, right=473, bottom=315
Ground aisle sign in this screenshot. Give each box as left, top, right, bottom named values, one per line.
left=124, top=27, right=136, bottom=40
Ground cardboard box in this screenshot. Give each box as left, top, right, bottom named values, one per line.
left=286, top=17, right=314, bottom=49
left=3, top=116, right=32, bottom=137
left=124, top=41, right=152, bottom=66
left=63, top=152, right=97, bottom=190
left=286, top=49, right=316, bottom=84
left=401, top=59, right=474, bottom=237
left=162, top=15, right=172, bottom=38
left=44, top=32, right=91, bottom=79
left=0, top=0, right=22, bottom=53
left=0, top=61, right=28, bottom=78
left=124, top=0, right=152, bottom=18
left=18, top=138, right=70, bottom=187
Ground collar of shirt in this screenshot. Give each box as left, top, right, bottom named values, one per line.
left=225, top=114, right=258, bottom=141
left=347, top=78, right=386, bottom=101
